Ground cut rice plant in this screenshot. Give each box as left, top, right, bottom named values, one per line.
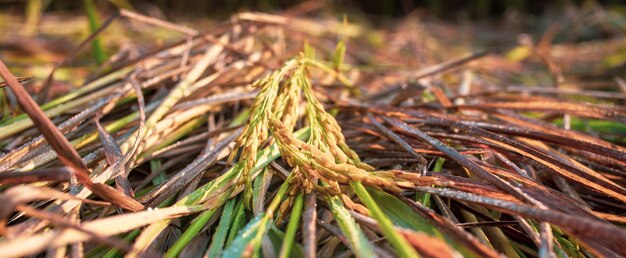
left=1, top=5, right=626, bottom=258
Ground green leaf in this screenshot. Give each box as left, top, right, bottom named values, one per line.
left=163, top=208, right=218, bottom=258
left=368, top=189, right=481, bottom=258
left=100, top=230, right=140, bottom=258
left=325, top=195, right=377, bottom=258
left=268, top=227, right=304, bottom=258
left=351, top=182, right=418, bottom=258
left=226, top=198, right=247, bottom=247
left=303, top=41, right=316, bottom=60
left=150, top=160, right=165, bottom=185
left=416, top=157, right=445, bottom=206
left=368, top=188, right=437, bottom=234
left=221, top=214, right=269, bottom=258
left=553, top=117, right=626, bottom=143
left=84, top=0, right=107, bottom=64
left=278, top=194, right=304, bottom=258
left=332, top=40, right=346, bottom=70
left=206, top=198, right=238, bottom=258
left=252, top=167, right=272, bottom=215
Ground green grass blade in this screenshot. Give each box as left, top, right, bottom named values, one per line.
left=100, top=229, right=140, bottom=258
left=163, top=208, right=218, bottom=258
left=268, top=227, right=304, bottom=258
left=226, top=199, right=247, bottom=247
left=351, top=182, right=419, bottom=258
left=369, top=188, right=438, bottom=234
left=332, top=40, right=346, bottom=70
left=221, top=214, right=267, bottom=258
left=325, top=195, right=376, bottom=258
left=222, top=180, right=292, bottom=257
left=83, top=0, right=106, bottom=64
left=278, top=194, right=304, bottom=258
left=369, top=188, right=481, bottom=258
left=150, top=160, right=166, bottom=185
left=417, top=157, right=445, bottom=206
left=206, top=198, right=238, bottom=258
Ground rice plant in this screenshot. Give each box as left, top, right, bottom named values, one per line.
left=1, top=5, right=626, bottom=258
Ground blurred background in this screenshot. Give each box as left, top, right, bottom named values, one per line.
left=1, top=0, right=626, bottom=95
left=2, top=0, right=626, bottom=19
